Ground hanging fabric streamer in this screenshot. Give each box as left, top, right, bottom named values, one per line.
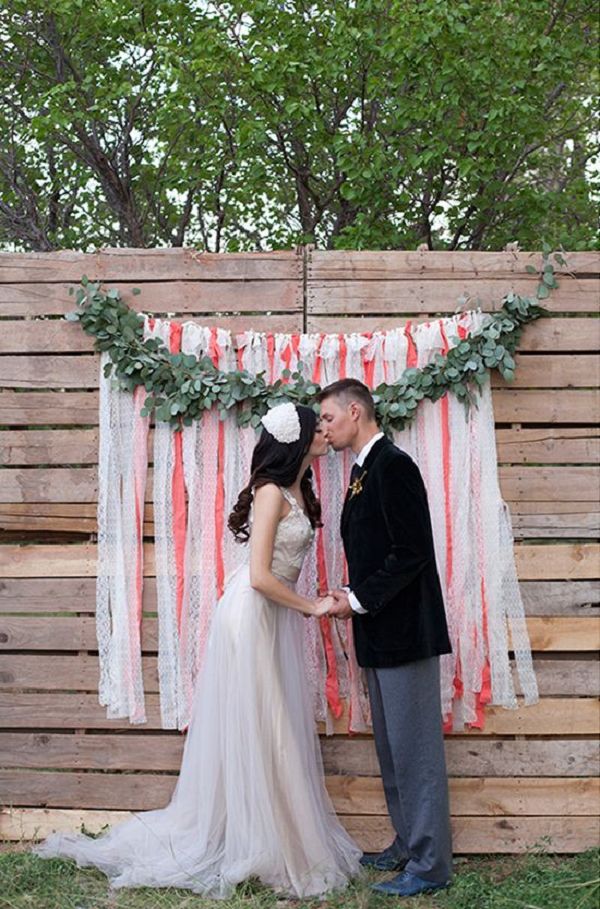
left=96, top=312, right=538, bottom=731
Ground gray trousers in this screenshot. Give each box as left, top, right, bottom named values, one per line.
left=366, top=657, right=453, bottom=883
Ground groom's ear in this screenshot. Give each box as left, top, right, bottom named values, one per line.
left=348, top=400, right=362, bottom=422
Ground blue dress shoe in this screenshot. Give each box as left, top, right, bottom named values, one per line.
left=359, top=850, right=407, bottom=871
left=370, top=870, right=450, bottom=897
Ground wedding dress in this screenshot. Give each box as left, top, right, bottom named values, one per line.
left=33, top=486, right=362, bottom=899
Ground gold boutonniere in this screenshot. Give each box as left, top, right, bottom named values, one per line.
left=349, top=469, right=368, bottom=499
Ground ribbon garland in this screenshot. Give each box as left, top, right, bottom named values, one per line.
left=81, top=252, right=563, bottom=732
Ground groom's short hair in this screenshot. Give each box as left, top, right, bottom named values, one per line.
left=317, top=378, right=377, bottom=422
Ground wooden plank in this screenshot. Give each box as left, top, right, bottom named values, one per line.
left=0, top=615, right=155, bottom=650
left=2, top=734, right=597, bottom=777
left=1, top=578, right=596, bottom=617
left=3, top=427, right=598, bottom=468
left=2, top=771, right=596, bottom=817
left=0, top=468, right=99, bottom=503
left=493, top=389, right=599, bottom=423
left=330, top=777, right=600, bottom=817
left=3, top=465, right=597, bottom=505
left=0, top=248, right=302, bottom=283
left=306, top=316, right=600, bottom=352
left=342, top=815, right=600, bottom=854
left=516, top=658, right=600, bottom=696
left=2, top=807, right=597, bottom=852
left=321, top=738, right=600, bottom=779
left=4, top=352, right=597, bottom=390
left=0, top=391, right=99, bottom=425
left=496, top=428, right=600, bottom=464
left=2, top=615, right=596, bottom=654
left=0, top=655, right=160, bottom=691
left=519, top=580, right=599, bottom=616
left=0, top=504, right=104, bottom=535
left=499, top=467, right=599, bottom=502
left=3, top=386, right=598, bottom=425
left=307, top=277, right=599, bottom=314
left=307, top=250, right=600, bottom=279
left=0, top=355, right=105, bottom=389
left=1, top=693, right=597, bottom=735
left=324, top=697, right=600, bottom=736
left=1, top=502, right=598, bottom=539
left=0, top=430, right=100, bottom=466
left=0, top=578, right=100, bottom=613
left=0, top=314, right=302, bottom=354
left=491, top=355, right=599, bottom=389
left=1, top=542, right=597, bottom=579
left=512, top=512, right=600, bottom=540
left=512, top=544, right=600, bottom=581
left=0, top=279, right=302, bottom=319
left=3, top=654, right=596, bottom=697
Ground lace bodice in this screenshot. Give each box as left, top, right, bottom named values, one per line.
left=246, top=485, right=314, bottom=584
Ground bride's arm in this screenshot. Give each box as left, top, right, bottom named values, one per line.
left=249, top=483, right=329, bottom=616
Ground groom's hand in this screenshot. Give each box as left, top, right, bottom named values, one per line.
left=327, top=588, right=353, bottom=619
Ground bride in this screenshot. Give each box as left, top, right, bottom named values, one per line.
left=33, top=401, right=363, bottom=899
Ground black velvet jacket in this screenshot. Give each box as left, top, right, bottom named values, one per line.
left=341, top=435, right=452, bottom=668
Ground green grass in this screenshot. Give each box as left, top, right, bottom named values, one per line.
left=0, top=848, right=598, bottom=909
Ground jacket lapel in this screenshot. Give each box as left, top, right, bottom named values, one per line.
left=341, top=435, right=391, bottom=533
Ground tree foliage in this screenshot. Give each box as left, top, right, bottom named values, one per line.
left=0, top=0, right=597, bottom=251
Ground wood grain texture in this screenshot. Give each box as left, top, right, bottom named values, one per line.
left=2, top=655, right=596, bottom=697
left=0, top=694, right=597, bottom=735
left=1, top=578, right=596, bottom=616
left=3, top=465, right=597, bottom=504
left=1, top=542, right=597, bottom=580
left=2, top=427, right=598, bottom=467
left=0, top=314, right=303, bottom=354
left=2, top=771, right=597, bottom=817
left=0, top=279, right=302, bottom=319
left=305, top=316, right=600, bottom=352
left=0, top=248, right=303, bottom=283
left=3, top=352, right=597, bottom=389
left=2, top=502, right=597, bottom=538
left=2, top=385, right=598, bottom=426
left=306, top=250, right=600, bottom=279
left=2, top=733, right=596, bottom=777
left=1, top=615, right=596, bottom=654
left=1, top=246, right=598, bottom=856
left=2, top=808, right=597, bottom=852
left=307, top=277, right=599, bottom=314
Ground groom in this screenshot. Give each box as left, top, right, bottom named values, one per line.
left=317, top=378, right=453, bottom=898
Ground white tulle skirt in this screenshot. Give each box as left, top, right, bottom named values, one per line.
left=33, top=564, right=362, bottom=899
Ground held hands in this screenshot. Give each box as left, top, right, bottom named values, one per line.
left=326, top=589, right=354, bottom=620
left=320, top=590, right=353, bottom=619
left=312, top=594, right=335, bottom=617
left=310, top=589, right=354, bottom=619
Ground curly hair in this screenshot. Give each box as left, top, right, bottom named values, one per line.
left=228, top=404, right=323, bottom=543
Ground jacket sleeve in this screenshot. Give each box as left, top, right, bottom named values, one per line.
left=351, top=455, right=435, bottom=616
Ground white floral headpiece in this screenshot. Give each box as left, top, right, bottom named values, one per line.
left=260, top=401, right=301, bottom=444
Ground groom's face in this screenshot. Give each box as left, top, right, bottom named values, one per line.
left=319, top=397, right=356, bottom=451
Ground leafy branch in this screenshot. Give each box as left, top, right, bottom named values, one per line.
left=66, top=252, right=563, bottom=432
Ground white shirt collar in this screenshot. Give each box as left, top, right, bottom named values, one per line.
left=355, top=431, right=384, bottom=467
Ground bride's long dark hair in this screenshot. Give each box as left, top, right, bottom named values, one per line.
left=228, top=404, right=323, bottom=543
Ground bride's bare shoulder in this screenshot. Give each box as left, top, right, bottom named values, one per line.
left=253, top=482, right=284, bottom=510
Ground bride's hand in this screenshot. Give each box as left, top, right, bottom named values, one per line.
left=312, top=595, right=334, bottom=617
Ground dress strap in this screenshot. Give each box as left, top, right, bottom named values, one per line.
left=279, top=486, right=297, bottom=508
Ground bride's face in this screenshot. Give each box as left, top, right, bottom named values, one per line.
left=308, top=419, right=329, bottom=458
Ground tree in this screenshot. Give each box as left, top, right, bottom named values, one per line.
left=0, top=0, right=597, bottom=251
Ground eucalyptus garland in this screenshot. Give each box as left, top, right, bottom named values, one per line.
left=66, top=251, right=564, bottom=434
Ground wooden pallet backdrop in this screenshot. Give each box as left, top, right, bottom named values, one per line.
left=1, top=247, right=598, bottom=853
